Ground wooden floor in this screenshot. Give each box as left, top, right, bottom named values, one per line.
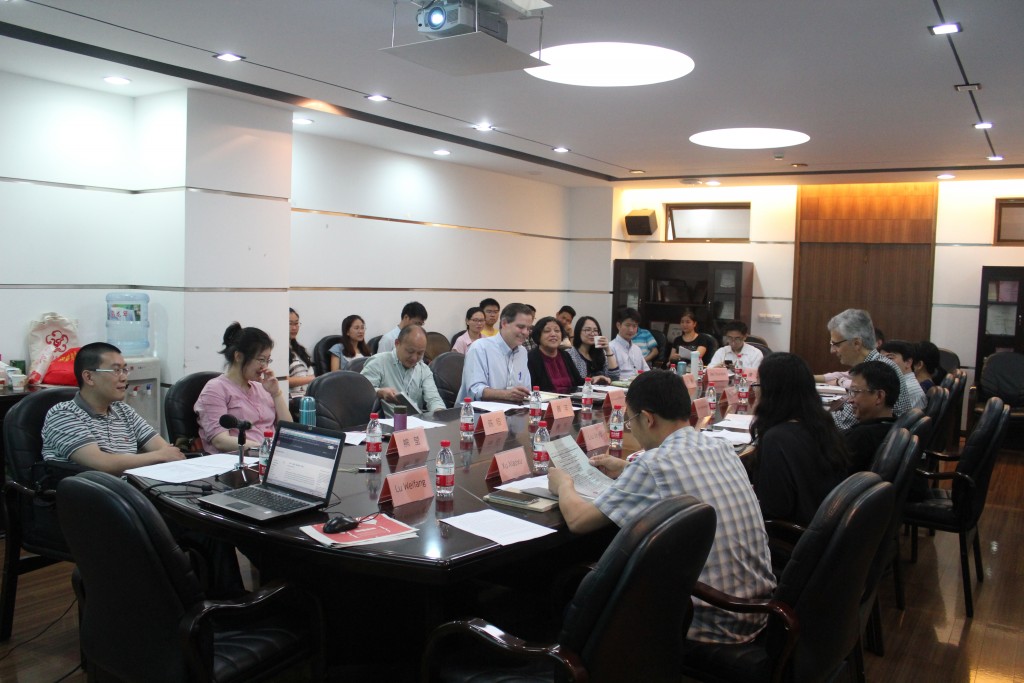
left=1, top=444, right=1022, bottom=682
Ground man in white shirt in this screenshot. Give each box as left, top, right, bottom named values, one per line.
left=608, top=308, right=650, bottom=381
left=376, top=301, right=427, bottom=354
left=707, top=320, right=764, bottom=370
left=457, top=303, right=533, bottom=402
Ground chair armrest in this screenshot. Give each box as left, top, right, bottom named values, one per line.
left=764, top=519, right=807, bottom=545
left=913, top=469, right=976, bottom=487
left=923, top=449, right=962, bottom=463
left=421, top=618, right=587, bottom=683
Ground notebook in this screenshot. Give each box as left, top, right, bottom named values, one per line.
left=198, top=421, right=343, bottom=524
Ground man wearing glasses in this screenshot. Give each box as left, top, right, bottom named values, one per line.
left=42, top=342, right=184, bottom=474
left=825, top=308, right=914, bottom=431
left=842, top=360, right=900, bottom=473
left=548, top=370, right=775, bottom=645
left=707, top=320, right=763, bottom=370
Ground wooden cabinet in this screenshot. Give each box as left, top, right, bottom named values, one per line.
left=976, top=266, right=1024, bottom=370
left=612, top=260, right=753, bottom=338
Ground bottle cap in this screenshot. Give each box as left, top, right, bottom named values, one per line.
left=369, top=412, right=378, bottom=419
left=585, top=377, right=592, bottom=381
left=440, top=440, right=451, bottom=447
left=539, top=421, right=547, bottom=427
left=533, top=386, right=540, bottom=390
left=263, top=430, right=273, bottom=437
left=464, top=397, right=472, bottom=402
left=395, top=406, right=407, bottom=414
left=614, top=404, right=623, bottom=409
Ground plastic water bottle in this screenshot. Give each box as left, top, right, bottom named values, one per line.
left=581, top=377, right=594, bottom=410
left=299, top=395, right=316, bottom=426
left=460, top=397, right=475, bottom=440
left=258, top=430, right=273, bottom=480
left=738, top=376, right=749, bottom=407
left=609, top=405, right=624, bottom=450
left=734, top=358, right=744, bottom=382
left=533, top=421, right=550, bottom=473
left=707, top=386, right=718, bottom=413
left=365, top=413, right=382, bottom=464
left=529, top=386, right=542, bottom=425
left=436, top=440, right=454, bottom=499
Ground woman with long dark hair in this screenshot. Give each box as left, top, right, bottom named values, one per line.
left=328, top=314, right=372, bottom=371
left=566, top=316, right=619, bottom=384
left=287, top=308, right=314, bottom=397
left=750, top=352, right=849, bottom=525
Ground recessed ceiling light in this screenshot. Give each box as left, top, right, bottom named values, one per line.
left=705, top=180, right=721, bottom=186
left=214, top=52, right=244, bottom=62
left=928, top=22, right=962, bottom=35
left=526, top=42, right=694, bottom=87
left=987, top=155, right=1004, bottom=161
left=433, top=149, right=451, bottom=156
left=292, top=117, right=313, bottom=125
left=690, top=128, right=810, bottom=150
left=937, top=173, right=956, bottom=180
left=103, top=76, right=131, bottom=85
left=552, top=146, right=570, bottom=153
left=628, top=170, right=646, bottom=175
left=473, top=122, right=495, bottom=132
left=974, top=122, right=993, bottom=129
left=790, top=163, right=808, bottom=168
left=365, top=94, right=391, bottom=102
left=955, top=83, right=981, bottom=92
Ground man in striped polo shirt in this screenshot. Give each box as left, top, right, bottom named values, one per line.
left=42, top=342, right=184, bottom=474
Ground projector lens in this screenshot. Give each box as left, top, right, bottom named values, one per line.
left=426, top=6, right=447, bottom=29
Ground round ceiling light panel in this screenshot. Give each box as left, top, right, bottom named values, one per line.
left=689, top=128, right=810, bottom=149
left=526, top=42, right=694, bottom=87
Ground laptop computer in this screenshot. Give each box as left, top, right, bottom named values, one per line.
left=198, top=421, right=344, bottom=524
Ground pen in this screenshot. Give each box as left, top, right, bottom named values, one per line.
left=357, top=467, right=378, bottom=473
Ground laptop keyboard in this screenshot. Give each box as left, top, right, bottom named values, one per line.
left=226, top=486, right=307, bottom=512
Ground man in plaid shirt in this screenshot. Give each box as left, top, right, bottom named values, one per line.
left=548, top=370, right=776, bottom=643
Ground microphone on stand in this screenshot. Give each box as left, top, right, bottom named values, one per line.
left=220, top=414, right=253, bottom=432
left=220, top=414, right=253, bottom=479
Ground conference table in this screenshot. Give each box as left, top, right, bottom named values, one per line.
left=128, top=403, right=638, bottom=678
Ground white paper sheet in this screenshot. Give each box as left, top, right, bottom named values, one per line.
left=378, top=416, right=446, bottom=430
left=441, top=509, right=556, bottom=546
left=546, top=435, right=613, bottom=499
left=471, top=401, right=521, bottom=413
left=715, top=414, right=754, bottom=429
left=344, top=432, right=366, bottom=445
left=496, top=475, right=549, bottom=492
left=125, top=453, right=257, bottom=483
left=705, top=430, right=753, bottom=446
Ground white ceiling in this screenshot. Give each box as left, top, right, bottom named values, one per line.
left=1, top=0, right=1021, bottom=188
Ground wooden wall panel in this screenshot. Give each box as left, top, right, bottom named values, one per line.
left=792, top=182, right=937, bottom=373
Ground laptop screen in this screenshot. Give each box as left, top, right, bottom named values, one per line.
left=264, top=425, right=342, bottom=499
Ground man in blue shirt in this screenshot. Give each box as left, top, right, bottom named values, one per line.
left=457, top=303, right=533, bottom=403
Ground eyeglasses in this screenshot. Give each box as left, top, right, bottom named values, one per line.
left=830, top=338, right=851, bottom=348
left=846, top=387, right=878, bottom=397
left=581, top=327, right=600, bottom=334
left=469, top=317, right=485, bottom=324
left=724, top=336, right=744, bottom=343
left=623, top=410, right=639, bottom=430
left=90, top=366, right=130, bottom=377
left=255, top=357, right=273, bottom=366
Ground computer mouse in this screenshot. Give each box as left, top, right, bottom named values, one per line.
left=323, top=514, right=360, bottom=534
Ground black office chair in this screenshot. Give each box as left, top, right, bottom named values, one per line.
left=425, top=331, right=452, bottom=365
left=930, top=369, right=965, bottom=453
left=311, top=334, right=343, bottom=377
left=746, top=341, right=772, bottom=356
left=346, top=356, right=369, bottom=374
left=58, top=471, right=323, bottom=683
left=422, top=495, right=717, bottom=683
left=904, top=396, right=1010, bottom=618
left=164, top=371, right=219, bottom=452
left=368, top=335, right=382, bottom=355
left=746, top=334, right=770, bottom=347
left=937, top=347, right=960, bottom=377
left=306, top=370, right=377, bottom=430
left=430, top=352, right=465, bottom=409
left=681, top=472, right=893, bottom=683
left=860, top=428, right=922, bottom=661
left=450, top=329, right=468, bottom=347
left=1, top=386, right=82, bottom=641
left=650, top=329, right=669, bottom=367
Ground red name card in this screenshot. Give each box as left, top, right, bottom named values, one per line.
left=693, top=397, right=711, bottom=420
left=576, top=422, right=609, bottom=451
left=744, top=368, right=759, bottom=384
left=385, top=427, right=429, bottom=458
left=708, top=367, right=730, bottom=386
left=547, top=416, right=575, bottom=438
left=378, top=466, right=433, bottom=506
left=682, top=373, right=698, bottom=398
left=724, top=386, right=739, bottom=406
left=543, top=397, right=574, bottom=422
left=485, top=446, right=532, bottom=482
left=475, top=410, right=509, bottom=436
left=602, top=389, right=626, bottom=417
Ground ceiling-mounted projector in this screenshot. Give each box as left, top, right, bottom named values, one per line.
left=417, top=1, right=509, bottom=42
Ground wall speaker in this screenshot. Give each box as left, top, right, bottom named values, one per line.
left=624, top=209, right=658, bottom=236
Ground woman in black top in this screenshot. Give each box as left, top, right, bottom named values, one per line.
left=668, top=309, right=717, bottom=367
left=565, top=316, right=620, bottom=384
left=527, top=317, right=585, bottom=394
left=750, top=352, right=849, bottom=526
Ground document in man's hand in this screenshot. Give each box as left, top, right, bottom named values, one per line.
left=546, top=435, right=614, bottom=499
